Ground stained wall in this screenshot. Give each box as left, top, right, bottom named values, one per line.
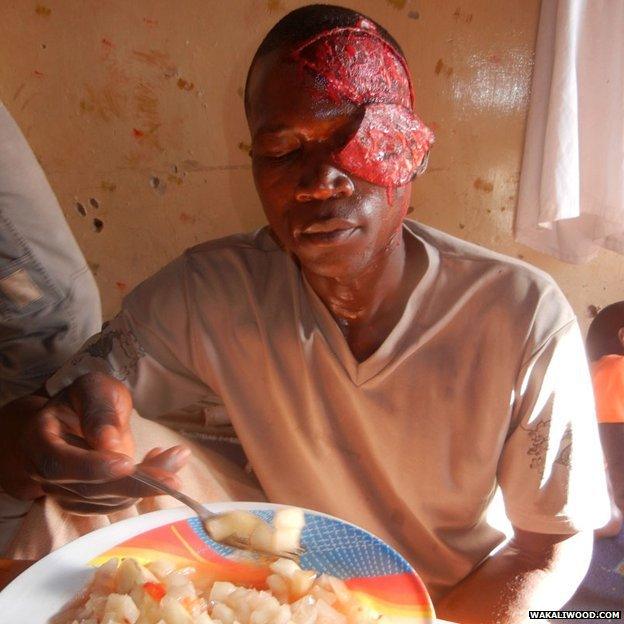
left=0, top=0, right=622, bottom=328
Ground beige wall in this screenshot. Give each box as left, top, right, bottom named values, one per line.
left=1, top=0, right=622, bottom=329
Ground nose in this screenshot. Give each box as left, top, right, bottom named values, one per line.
left=295, top=157, right=355, bottom=203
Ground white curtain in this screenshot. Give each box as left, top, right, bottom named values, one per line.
left=515, top=0, right=624, bottom=263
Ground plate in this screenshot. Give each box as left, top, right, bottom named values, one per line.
left=0, top=502, right=435, bottom=623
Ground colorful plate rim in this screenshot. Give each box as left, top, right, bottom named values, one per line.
left=0, top=502, right=435, bottom=623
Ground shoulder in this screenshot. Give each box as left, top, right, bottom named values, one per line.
left=124, top=226, right=286, bottom=315
left=410, top=220, right=562, bottom=294
left=185, top=227, right=279, bottom=258
left=182, top=227, right=282, bottom=278
left=406, top=220, right=576, bottom=353
left=180, top=227, right=288, bottom=303
left=134, top=227, right=280, bottom=286
left=409, top=219, right=572, bottom=308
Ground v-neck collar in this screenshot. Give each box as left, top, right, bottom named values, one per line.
left=289, top=221, right=441, bottom=386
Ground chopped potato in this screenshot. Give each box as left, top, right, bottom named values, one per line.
left=102, top=593, right=139, bottom=624
left=273, top=508, right=305, bottom=530
left=57, top=508, right=386, bottom=624
left=206, top=507, right=304, bottom=558
left=59, top=554, right=385, bottom=624
left=206, top=510, right=262, bottom=542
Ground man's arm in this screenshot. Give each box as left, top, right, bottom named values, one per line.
left=435, top=527, right=592, bottom=624
left=0, top=102, right=101, bottom=405
left=441, top=318, right=606, bottom=623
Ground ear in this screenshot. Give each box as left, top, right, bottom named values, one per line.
left=617, top=327, right=624, bottom=349
left=413, top=151, right=430, bottom=178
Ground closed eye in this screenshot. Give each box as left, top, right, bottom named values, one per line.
left=265, top=146, right=302, bottom=160
left=254, top=131, right=302, bottom=161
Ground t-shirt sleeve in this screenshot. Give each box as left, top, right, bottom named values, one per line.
left=497, top=320, right=610, bottom=534
left=592, top=357, right=624, bottom=424
left=45, top=255, right=213, bottom=418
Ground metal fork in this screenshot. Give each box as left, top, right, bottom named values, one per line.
left=131, top=469, right=304, bottom=561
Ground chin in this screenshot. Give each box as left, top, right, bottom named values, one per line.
left=295, top=247, right=372, bottom=280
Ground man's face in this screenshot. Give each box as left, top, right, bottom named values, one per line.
left=247, top=49, right=412, bottom=279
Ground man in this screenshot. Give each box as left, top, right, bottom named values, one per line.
left=0, top=6, right=608, bottom=623
left=0, top=101, right=102, bottom=551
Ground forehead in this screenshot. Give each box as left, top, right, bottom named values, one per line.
left=246, top=49, right=357, bottom=135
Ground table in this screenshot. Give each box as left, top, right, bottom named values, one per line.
left=0, top=558, right=34, bottom=591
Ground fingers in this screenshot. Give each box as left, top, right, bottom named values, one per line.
left=36, top=445, right=191, bottom=513
left=42, top=464, right=182, bottom=500
left=67, top=372, right=134, bottom=455
left=111, top=445, right=191, bottom=496
left=41, top=483, right=136, bottom=508
left=143, top=447, right=164, bottom=461
left=25, top=407, right=134, bottom=484
left=55, top=498, right=139, bottom=516
left=18, top=373, right=194, bottom=516
left=141, top=445, right=190, bottom=473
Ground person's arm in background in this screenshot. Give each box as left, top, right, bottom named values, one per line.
left=436, top=321, right=608, bottom=624
left=0, top=101, right=102, bottom=551
left=592, top=356, right=624, bottom=531
left=599, top=423, right=624, bottom=514
left=0, top=101, right=101, bottom=404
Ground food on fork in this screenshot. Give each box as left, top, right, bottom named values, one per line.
left=205, top=508, right=305, bottom=556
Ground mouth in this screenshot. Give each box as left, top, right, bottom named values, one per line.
left=295, top=218, right=359, bottom=246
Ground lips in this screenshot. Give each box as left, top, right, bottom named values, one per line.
left=300, top=217, right=357, bottom=235
left=294, top=217, right=359, bottom=246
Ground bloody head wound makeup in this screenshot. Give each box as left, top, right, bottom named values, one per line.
left=291, top=19, right=434, bottom=197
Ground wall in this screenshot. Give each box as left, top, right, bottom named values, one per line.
left=1, top=0, right=622, bottom=329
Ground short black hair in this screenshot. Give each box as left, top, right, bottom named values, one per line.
left=244, top=4, right=406, bottom=116
left=586, top=301, right=624, bottom=361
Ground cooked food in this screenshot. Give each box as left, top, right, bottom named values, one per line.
left=56, top=555, right=381, bottom=624
left=54, top=509, right=387, bottom=624
left=205, top=508, right=305, bottom=555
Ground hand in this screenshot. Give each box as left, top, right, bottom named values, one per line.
left=17, top=372, right=190, bottom=514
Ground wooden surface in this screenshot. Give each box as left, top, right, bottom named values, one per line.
left=0, top=558, right=35, bottom=591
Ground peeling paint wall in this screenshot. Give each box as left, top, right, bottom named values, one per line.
left=1, top=1, right=622, bottom=329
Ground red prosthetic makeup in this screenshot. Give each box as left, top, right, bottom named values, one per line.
left=292, top=22, right=435, bottom=193
left=336, top=103, right=433, bottom=188
left=292, top=24, right=413, bottom=108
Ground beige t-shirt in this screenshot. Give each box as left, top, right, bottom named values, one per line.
left=47, top=220, right=609, bottom=600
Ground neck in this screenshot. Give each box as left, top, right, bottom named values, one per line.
left=302, top=228, right=408, bottom=326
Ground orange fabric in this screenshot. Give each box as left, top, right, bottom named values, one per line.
left=592, top=355, right=624, bottom=424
